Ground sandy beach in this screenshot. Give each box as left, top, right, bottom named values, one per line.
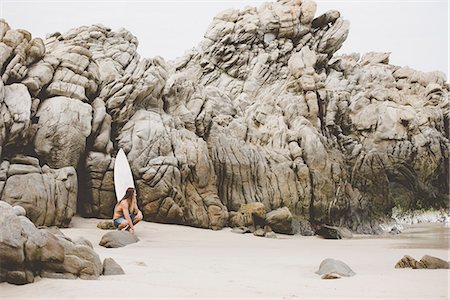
left=1, top=217, right=448, bottom=299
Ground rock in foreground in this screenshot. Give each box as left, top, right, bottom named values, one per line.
left=0, top=201, right=102, bottom=284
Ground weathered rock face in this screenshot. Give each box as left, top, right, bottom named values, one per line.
left=115, top=109, right=229, bottom=229
left=0, top=201, right=102, bottom=284
left=229, top=202, right=266, bottom=228
left=0, top=0, right=448, bottom=232
left=0, top=155, right=77, bottom=227
left=325, top=55, right=449, bottom=231
left=33, top=96, right=92, bottom=169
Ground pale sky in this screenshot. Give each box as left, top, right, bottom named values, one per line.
left=1, top=0, right=448, bottom=77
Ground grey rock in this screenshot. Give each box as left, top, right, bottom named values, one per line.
left=316, top=258, right=356, bottom=278
left=294, top=219, right=315, bottom=236
left=79, top=151, right=115, bottom=218
left=99, top=231, right=139, bottom=248
left=51, top=237, right=102, bottom=280
left=97, top=220, right=116, bottom=230
left=40, top=271, right=77, bottom=280
left=33, top=96, right=92, bottom=169
left=118, top=110, right=228, bottom=229
left=38, top=226, right=65, bottom=236
left=102, top=258, right=125, bottom=275
left=74, top=237, right=94, bottom=249
left=1, top=162, right=77, bottom=227
left=389, top=227, right=401, bottom=235
left=316, top=225, right=353, bottom=239
left=231, top=227, right=250, bottom=234
left=6, top=270, right=33, bottom=285
left=253, top=228, right=265, bottom=237
left=10, top=155, right=40, bottom=167
left=0, top=201, right=13, bottom=210
left=12, top=205, right=26, bottom=216
left=7, top=164, right=40, bottom=176
left=2, top=84, right=32, bottom=146
left=0, top=203, right=26, bottom=267
left=420, top=255, right=449, bottom=269
left=265, top=207, right=294, bottom=235
left=264, top=232, right=278, bottom=239
left=0, top=201, right=102, bottom=284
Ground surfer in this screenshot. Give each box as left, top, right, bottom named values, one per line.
left=113, top=187, right=143, bottom=233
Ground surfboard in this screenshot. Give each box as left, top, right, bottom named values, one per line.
left=114, top=148, right=135, bottom=202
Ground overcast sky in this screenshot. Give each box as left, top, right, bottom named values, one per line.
left=1, top=0, right=448, bottom=77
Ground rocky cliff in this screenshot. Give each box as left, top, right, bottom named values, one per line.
left=0, top=0, right=448, bottom=233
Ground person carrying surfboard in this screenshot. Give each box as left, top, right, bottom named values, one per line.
left=113, top=187, right=143, bottom=233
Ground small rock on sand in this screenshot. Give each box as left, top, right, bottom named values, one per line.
left=231, top=227, right=251, bottom=234
left=97, top=220, right=116, bottom=230
left=395, top=255, right=449, bottom=269
left=316, top=225, right=353, bottom=239
left=316, top=258, right=356, bottom=279
left=102, top=258, right=125, bottom=275
left=99, top=231, right=139, bottom=248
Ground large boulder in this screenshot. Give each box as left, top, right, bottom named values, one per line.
left=43, top=235, right=102, bottom=280
left=265, top=207, right=294, bottom=234
left=316, top=225, right=353, bottom=239
left=229, top=202, right=266, bottom=228
left=0, top=201, right=102, bottom=284
left=33, top=96, right=92, bottom=168
left=0, top=84, right=32, bottom=150
left=0, top=156, right=77, bottom=227
left=79, top=151, right=115, bottom=218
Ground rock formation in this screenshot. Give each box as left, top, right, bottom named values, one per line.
left=395, top=255, right=450, bottom=269
left=0, top=0, right=447, bottom=233
left=0, top=155, right=77, bottom=227
left=0, top=201, right=102, bottom=284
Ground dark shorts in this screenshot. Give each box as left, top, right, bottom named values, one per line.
left=114, top=213, right=136, bottom=228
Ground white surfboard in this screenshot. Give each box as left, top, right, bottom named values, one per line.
left=114, top=148, right=135, bottom=202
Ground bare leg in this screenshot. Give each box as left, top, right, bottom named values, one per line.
left=133, top=214, right=142, bottom=225
left=118, top=220, right=130, bottom=230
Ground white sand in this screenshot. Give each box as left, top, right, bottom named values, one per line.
left=1, top=217, right=449, bottom=299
